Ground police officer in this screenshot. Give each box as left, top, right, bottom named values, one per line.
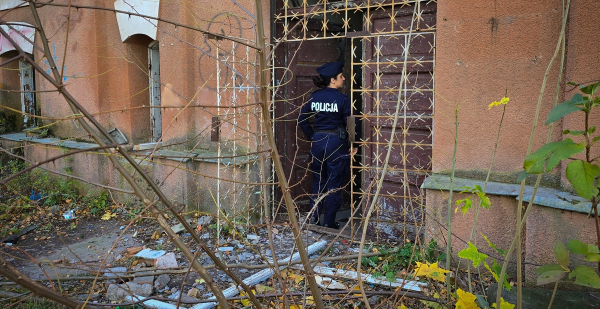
left=298, top=61, right=359, bottom=229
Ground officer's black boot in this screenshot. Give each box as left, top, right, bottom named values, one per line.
left=323, top=222, right=339, bottom=229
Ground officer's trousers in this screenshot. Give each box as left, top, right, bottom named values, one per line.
left=309, top=133, right=349, bottom=227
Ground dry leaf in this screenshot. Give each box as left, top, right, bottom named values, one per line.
left=255, top=284, right=275, bottom=293
left=288, top=273, right=305, bottom=284
left=305, top=296, right=314, bottom=305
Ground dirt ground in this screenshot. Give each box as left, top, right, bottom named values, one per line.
left=0, top=200, right=448, bottom=308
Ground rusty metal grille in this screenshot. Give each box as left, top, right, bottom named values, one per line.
left=273, top=0, right=435, bottom=239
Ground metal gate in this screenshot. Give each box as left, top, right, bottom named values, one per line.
left=273, top=0, right=435, bottom=239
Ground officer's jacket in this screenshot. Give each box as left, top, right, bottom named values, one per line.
left=297, top=87, right=359, bottom=145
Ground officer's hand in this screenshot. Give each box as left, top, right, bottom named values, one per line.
left=351, top=147, right=358, bottom=156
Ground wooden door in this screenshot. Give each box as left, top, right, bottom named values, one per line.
left=359, top=3, right=436, bottom=238
left=274, top=20, right=345, bottom=212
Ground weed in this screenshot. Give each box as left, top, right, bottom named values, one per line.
left=30, top=169, right=77, bottom=206
left=88, top=191, right=109, bottom=216
left=362, top=239, right=444, bottom=282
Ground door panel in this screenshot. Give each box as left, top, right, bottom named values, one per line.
left=19, top=59, right=36, bottom=128
left=148, top=41, right=162, bottom=142
left=358, top=2, right=435, bottom=238
left=274, top=20, right=344, bottom=212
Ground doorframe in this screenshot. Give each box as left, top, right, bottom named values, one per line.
left=19, top=57, right=36, bottom=129
left=148, top=40, right=162, bottom=142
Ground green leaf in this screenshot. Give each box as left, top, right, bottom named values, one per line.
left=458, top=242, right=488, bottom=268
left=579, top=81, right=600, bottom=95
left=476, top=191, right=492, bottom=209
left=484, top=260, right=511, bottom=290
left=565, top=160, right=600, bottom=200
left=567, top=239, right=590, bottom=255
left=482, top=234, right=506, bottom=256
left=517, top=170, right=528, bottom=182
left=455, top=198, right=472, bottom=215
left=569, top=265, right=600, bottom=288
left=537, top=270, right=566, bottom=285
left=535, top=264, right=565, bottom=275
left=585, top=253, right=600, bottom=262
left=524, top=139, right=585, bottom=174
left=554, top=241, right=569, bottom=268
left=475, top=295, right=490, bottom=309
left=562, top=129, right=586, bottom=136
left=589, top=126, right=597, bottom=135
left=545, top=94, right=585, bottom=124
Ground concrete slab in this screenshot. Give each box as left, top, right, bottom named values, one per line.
left=487, top=283, right=600, bottom=309
left=18, top=232, right=140, bottom=280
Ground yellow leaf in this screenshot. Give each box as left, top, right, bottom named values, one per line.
left=398, top=304, right=408, bottom=309
left=488, top=96, right=510, bottom=109
left=195, top=279, right=205, bottom=284
left=289, top=305, right=302, bottom=309
left=351, top=285, right=362, bottom=297
left=305, top=296, right=314, bottom=305
left=100, top=212, right=112, bottom=220
left=288, top=273, right=305, bottom=284
left=413, top=262, right=450, bottom=282
left=491, top=297, right=515, bottom=309
left=239, top=290, right=255, bottom=307
left=455, top=289, right=479, bottom=309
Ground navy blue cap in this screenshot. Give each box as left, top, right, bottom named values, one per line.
left=316, top=62, right=344, bottom=77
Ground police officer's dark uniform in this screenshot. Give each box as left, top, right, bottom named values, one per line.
left=297, top=62, right=358, bottom=229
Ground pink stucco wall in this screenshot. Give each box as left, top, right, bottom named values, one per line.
left=430, top=0, right=600, bottom=286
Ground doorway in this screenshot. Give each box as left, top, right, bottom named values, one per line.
left=273, top=1, right=436, bottom=239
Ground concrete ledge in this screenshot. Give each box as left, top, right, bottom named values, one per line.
left=423, top=174, right=597, bottom=285
left=1, top=133, right=258, bottom=166
left=421, top=174, right=591, bottom=214
left=1, top=132, right=98, bottom=150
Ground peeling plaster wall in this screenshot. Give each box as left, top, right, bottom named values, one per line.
left=0, top=1, right=269, bottom=212
left=0, top=8, right=37, bottom=133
